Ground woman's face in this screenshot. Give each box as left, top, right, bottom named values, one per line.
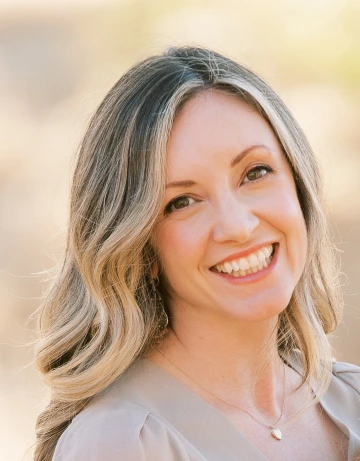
left=152, top=90, right=308, bottom=323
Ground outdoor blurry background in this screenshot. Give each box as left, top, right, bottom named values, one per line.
left=0, top=0, right=359, bottom=460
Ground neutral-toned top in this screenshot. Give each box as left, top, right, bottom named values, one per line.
left=53, top=353, right=360, bottom=461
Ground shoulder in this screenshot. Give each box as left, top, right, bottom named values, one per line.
left=324, top=360, right=360, bottom=435
left=331, top=359, right=360, bottom=394
left=286, top=349, right=360, bottom=394
left=53, top=400, right=188, bottom=461
left=53, top=400, right=148, bottom=460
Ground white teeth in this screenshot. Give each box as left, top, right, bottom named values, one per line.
left=263, top=245, right=273, bottom=258
left=231, top=260, right=240, bottom=271
left=248, top=254, right=260, bottom=268
left=213, top=244, right=275, bottom=277
left=239, top=257, right=250, bottom=271
left=224, top=262, right=233, bottom=273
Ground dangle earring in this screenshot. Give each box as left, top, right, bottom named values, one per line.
left=150, top=277, right=169, bottom=344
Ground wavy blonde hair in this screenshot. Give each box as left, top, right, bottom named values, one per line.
left=34, top=46, right=342, bottom=460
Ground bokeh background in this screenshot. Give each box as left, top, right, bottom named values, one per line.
left=1, top=1, right=359, bottom=460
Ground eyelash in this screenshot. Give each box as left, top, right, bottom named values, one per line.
left=164, top=164, right=273, bottom=215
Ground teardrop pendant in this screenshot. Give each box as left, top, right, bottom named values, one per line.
left=270, top=427, right=282, bottom=440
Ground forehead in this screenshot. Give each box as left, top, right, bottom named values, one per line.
left=166, top=90, right=281, bottom=172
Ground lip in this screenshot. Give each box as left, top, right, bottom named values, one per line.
left=212, top=241, right=278, bottom=267
left=209, top=243, right=279, bottom=284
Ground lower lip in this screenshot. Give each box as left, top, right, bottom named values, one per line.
left=210, top=243, right=279, bottom=285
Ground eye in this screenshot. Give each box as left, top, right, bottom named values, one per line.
left=165, top=195, right=196, bottom=214
left=243, top=165, right=273, bottom=183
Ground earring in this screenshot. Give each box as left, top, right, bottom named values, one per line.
left=151, top=278, right=169, bottom=344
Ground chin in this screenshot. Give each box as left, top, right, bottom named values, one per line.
left=224, top=289, right=293, bottom=323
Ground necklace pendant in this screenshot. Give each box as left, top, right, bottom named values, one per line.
left=270, top=427, right=282, bottom=440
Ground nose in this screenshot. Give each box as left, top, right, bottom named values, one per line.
left=211, top=194, right=260, bottom=244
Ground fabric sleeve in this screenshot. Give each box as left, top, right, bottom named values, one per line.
left=332, top=360, right=360, bottom=394
left=52, top=400, right=191, bottom=461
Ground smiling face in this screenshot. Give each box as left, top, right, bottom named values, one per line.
left=152, top=89, right=308, bottom=324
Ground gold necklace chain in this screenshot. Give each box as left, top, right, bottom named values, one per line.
left=156, top=347, right=309, bottom=441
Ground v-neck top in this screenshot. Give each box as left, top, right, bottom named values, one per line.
left=53, top=354, right=360, bottom=461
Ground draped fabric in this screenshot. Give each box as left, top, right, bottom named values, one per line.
left=53, top=354, right=360, bottom=461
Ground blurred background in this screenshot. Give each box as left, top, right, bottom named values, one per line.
left=0, top=0, right=359, bottom=459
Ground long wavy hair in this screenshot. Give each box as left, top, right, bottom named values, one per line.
left=34, top=46, right=342, bottom=460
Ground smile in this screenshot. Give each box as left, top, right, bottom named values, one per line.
left=212, top=244, right=275, bottom=277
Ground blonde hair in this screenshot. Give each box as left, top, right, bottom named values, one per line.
left=34, top=46, right=342, bottom=460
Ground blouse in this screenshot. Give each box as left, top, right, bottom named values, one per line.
left=53, top=352, right=360, bottom=460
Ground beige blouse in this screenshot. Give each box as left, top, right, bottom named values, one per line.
left=53, top=354, right=360, bottom=460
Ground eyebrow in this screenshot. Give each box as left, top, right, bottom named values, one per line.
left=165, top=144, right=271, bottom=189
left=230, top=144, right=270, bottom=167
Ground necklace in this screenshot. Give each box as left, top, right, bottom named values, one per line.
left=156, top=347, right=306, bottom=441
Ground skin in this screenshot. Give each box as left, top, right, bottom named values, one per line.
left=154, top=90, right=308, bottom=325
left=149, top=88, right=308, bottom=406
left=148, top=90, right=307, bottom=406
left=146, top=90, right=347, bottom=460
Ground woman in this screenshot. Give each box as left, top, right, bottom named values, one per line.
left=34, top=46, right=360, bottom=461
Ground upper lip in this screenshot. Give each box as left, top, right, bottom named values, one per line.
left=211, top=242, right=277, bottom=267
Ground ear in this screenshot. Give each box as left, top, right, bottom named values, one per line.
left=150, top=262, right=159, bottom=279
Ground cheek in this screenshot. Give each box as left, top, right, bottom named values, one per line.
left=271, top=194, right=305, bottom=230
left=262, top=185, right=308, bottom=270
left=153, top=217, right=208, bottom=272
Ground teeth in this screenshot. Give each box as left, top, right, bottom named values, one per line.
left=239, top=257, right=250, bottom=271
left=263, top=245, right=273, bottom=258
left=231, top=260, right=240, bottom=271
left=224, top=262, right=233, bottom=273
left=213, top=244, right=275, bottom=277
left=248, top=254, right=259, bottom=268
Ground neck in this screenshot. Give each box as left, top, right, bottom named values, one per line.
left=147, top=304, right=295, bottom=419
